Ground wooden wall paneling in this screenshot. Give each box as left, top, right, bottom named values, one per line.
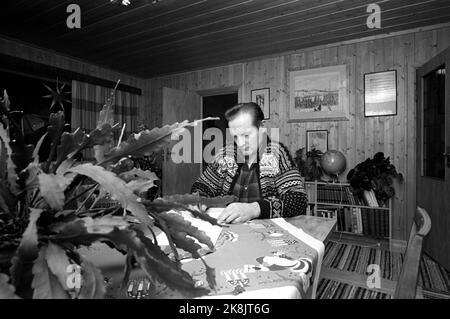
left=337, top=45, right=348, bottom=162
left=391, top=33, right=408, bottom=238
left=365, top=40, right=375, bottom=160
left=393, top=34, right=410, bottom=240
left=285, top=55, right=294, bottom=152
left=383, top=37, right=395, bottom=165
left=143, top=26, right=450, bottom=242
left=345, top=44, right=357, bottom=175
left=355, top=41, right=366, bottom=164
left=373, top=38, right=385, bottom=156
left=277, top=56, right=287, bottom=144
left=303, top=36, right=314, bottom=153
left=328, top=122, right=338, bottom=151
left=393, top=35, right=407, bottom=241
left=405, top=39, right=417, bottom=244
left=437, top=27, right=450, bottom=52
left=286, top=53, right=304, bottom=153
left=414, top=30, right=433, bottom=66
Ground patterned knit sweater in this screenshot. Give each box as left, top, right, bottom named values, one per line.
left=191, top=140, right=308, bottom=218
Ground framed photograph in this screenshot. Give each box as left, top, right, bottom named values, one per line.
left=306, top=130, right=328, bottom=153
left=251, top=88, right=270, bottom=119
left=364, top=70, right=397, bottom=117
left=289, top=65, right=348, bottom=122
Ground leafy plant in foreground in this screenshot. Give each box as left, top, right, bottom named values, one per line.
left=0, top=86, right=220, bottom=299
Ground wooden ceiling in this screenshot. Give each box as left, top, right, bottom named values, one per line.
left=1, top=0, right=450, bottom=78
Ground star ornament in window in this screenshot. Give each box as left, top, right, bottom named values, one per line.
left=42, top=81, right=71, bottom=112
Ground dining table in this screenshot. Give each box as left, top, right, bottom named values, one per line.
left=85, top=215, right=336, bottom=299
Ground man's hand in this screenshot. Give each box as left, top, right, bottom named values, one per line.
left=217, top=202, right=261, bottom=224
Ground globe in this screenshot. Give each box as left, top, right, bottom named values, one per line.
left=320, top=150, right=347, bottom=176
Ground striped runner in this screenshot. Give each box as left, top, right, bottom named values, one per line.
left=321, top=240, right=450, bottom=297
left=317, top=278, right=391, bottom=299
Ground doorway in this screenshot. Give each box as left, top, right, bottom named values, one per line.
left=201, top=93, right=238, bottom=170
left=416, top=46, right=450, bottom=270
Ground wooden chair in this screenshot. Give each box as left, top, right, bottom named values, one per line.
left=394, top=207, right=431, bottom=299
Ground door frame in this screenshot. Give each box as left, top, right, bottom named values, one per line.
left=197, top=85, right=241, bottom=171
left=416, top=47, right=450, bottom=269
left=416, top=50, right=449, bottom=183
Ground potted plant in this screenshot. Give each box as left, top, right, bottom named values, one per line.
left=294, top=147, right=324, bottom=181
left=346, top=152, right=403, bottom=206
left=0, top=86, right=224, bottom=299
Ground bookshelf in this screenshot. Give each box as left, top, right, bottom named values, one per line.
left=304, top=181, right=391, bottom=240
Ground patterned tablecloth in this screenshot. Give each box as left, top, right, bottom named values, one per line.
left=108, top=218, right=325, bottom=299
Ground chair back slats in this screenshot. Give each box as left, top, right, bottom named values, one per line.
left=414, top=207, right=431, bottom=237
left=394, top=207, right=431, bottom=299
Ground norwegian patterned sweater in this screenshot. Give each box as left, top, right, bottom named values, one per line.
left=191, top=140, right=308, bottom=218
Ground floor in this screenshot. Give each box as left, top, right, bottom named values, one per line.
left=317, top=233, right=450, bottom=299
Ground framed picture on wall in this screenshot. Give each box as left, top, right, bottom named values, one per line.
left=288, top=65, right=348, bottom=122
left=306, top=130, right=328, bottom=153
left=251, top=88, right=270, bottom=119
left=364, top=70, right=397, bottom=117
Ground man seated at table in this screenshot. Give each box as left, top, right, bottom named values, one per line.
left=191, top=102, right=308, bottom=224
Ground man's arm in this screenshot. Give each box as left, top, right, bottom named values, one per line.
left=217, top=167, right=307, bottom=223
left=257, top=145, right=308, bottom=218
left=257, top=182, right=308, bottom=218
left=191, top=160, right=222, bottom=197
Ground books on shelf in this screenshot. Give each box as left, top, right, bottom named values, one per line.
left=333, top=207, right=389, bottom=238
left=305, top=181, right=390, bottom=239
left=308, top=182, right=374, bottom=207
left=306, top=182, right=389, bottom=208
left=362, top=190, right=379, bottom=207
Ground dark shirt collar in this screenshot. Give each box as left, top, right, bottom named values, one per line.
left=234, top=133, right=270, bottom=166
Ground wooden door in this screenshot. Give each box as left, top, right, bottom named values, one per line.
left=416, top=47, right=450, bottom=270
left=162, top=87, right=202, bottom=196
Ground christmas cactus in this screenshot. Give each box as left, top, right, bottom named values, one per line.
left=0, top=85, right=224, bottom=299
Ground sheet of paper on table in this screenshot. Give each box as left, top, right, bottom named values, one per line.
left=205, top=207, right=224, bottom=220
left=154, top=208, right=224, bottom=250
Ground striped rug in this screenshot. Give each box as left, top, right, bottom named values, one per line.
left=317, top=278, right=391, bottom=299
left=317, top=240, right=450, bottom=299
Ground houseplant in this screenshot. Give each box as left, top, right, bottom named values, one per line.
left=0, top=86, right=223, bottom=299
left=294, top=147, right=324, bottom=181
left=346, top=152, right=404, bottom=205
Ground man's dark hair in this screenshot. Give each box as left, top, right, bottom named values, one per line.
left=224, top=102, right=264, bottom=127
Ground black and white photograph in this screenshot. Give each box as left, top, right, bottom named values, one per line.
left=0, top=0, right=449, bottom=305
left=251, top=88, right=270, bottom=119
left=289, top=65, right=349, bottom=122
left=364, top=70, right=398, bottom=117
left=306, top=130, right=328, bottom=153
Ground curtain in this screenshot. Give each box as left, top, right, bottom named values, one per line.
left=71, top=80, right=139, bottom=159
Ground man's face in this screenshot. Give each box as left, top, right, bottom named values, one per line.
left=228, top=112, right=260, bottom=158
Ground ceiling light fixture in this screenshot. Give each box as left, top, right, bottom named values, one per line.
left=109, top=0, right=164, bottom=5
left=110, top=0, right=131, bottom=6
